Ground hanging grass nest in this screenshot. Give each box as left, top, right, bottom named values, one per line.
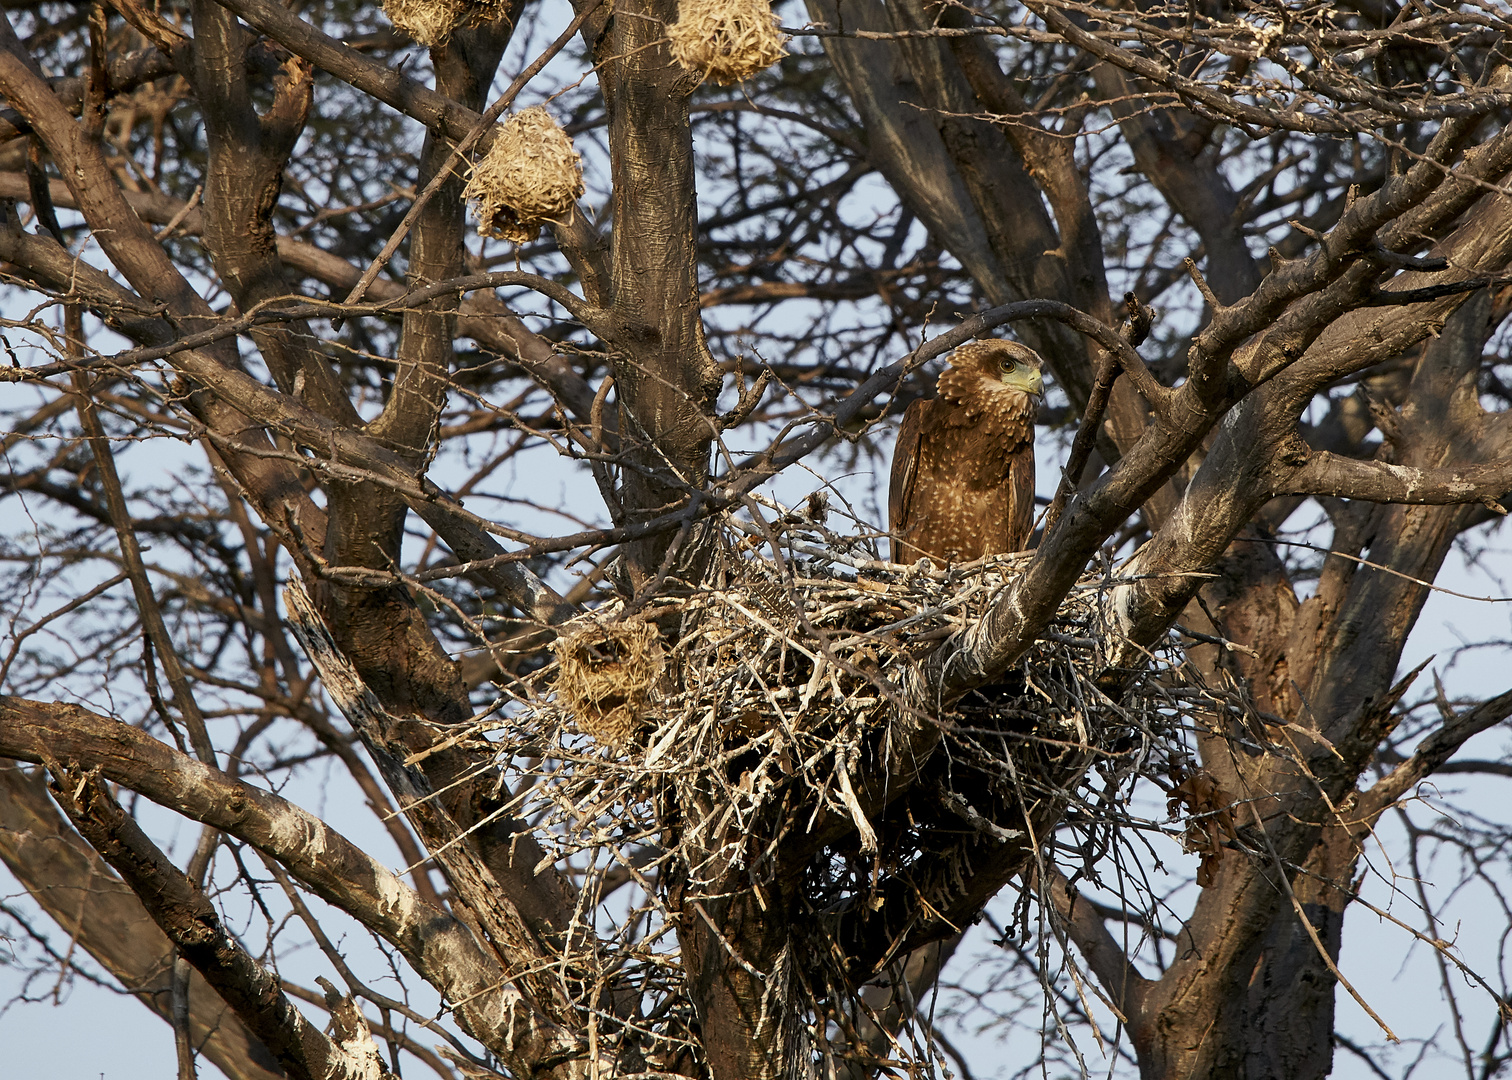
left=382, top=0, right=514, bottom=48
left=463, top=106, right=585, bottom=243
left=666, top=0, right=788, bottom=85
left=553, top=616, right=665, bottom=748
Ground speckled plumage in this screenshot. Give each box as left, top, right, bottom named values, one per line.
left=889, top=340, right=1042, bottom=565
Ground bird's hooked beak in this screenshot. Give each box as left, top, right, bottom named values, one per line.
left=1002, top=364, right=1044, bottom=398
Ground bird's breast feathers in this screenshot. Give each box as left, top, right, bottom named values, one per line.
left=928, top=381, right=1036, bottom=444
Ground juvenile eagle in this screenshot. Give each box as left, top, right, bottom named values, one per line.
left=889, top=339, right=1044, bottom=565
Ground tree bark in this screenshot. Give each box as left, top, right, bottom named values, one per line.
left=0, top=767, right=287, bottom=1080
left=602, top=0, right=721, bottom=587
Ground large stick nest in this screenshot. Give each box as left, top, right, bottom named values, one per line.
left=465, top=507, right=1255, bottom=1069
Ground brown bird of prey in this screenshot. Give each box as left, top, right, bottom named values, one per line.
left=889, top=339, right=1044, bottom=565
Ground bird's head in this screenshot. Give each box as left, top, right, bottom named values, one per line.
left=965, top=340, right=1044, bottom=397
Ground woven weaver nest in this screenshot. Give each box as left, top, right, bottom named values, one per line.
left=383, top=0, right=514, bottom=48
left=666, top=0, right=788, bottom=85
left=464, top=106, right=585, bottom=244
left=553, top=617, right=666, bottom=749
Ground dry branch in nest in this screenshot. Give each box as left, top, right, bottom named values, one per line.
left=666, top=0, right=788, bottom=85
left=463, top=106, right=585, bottom=243
left=382, top=0, right=514, bottom=48
left=455, top=509, right=1261, bottom=1073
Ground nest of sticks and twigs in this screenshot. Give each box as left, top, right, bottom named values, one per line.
left=666, top=0, right=788, bottom=84
left=465, top=507, right=1257, bottom=1071
left=382, top=0, right=514, bottom=48
left=464, top=106, right=585, bottom=243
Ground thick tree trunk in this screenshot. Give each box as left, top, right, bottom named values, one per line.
left=602, top=0, right=721, bottom=588
left=678, top=892, right=795, bottom=1080
left=1114, top=287, right=1505, bottom=1080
